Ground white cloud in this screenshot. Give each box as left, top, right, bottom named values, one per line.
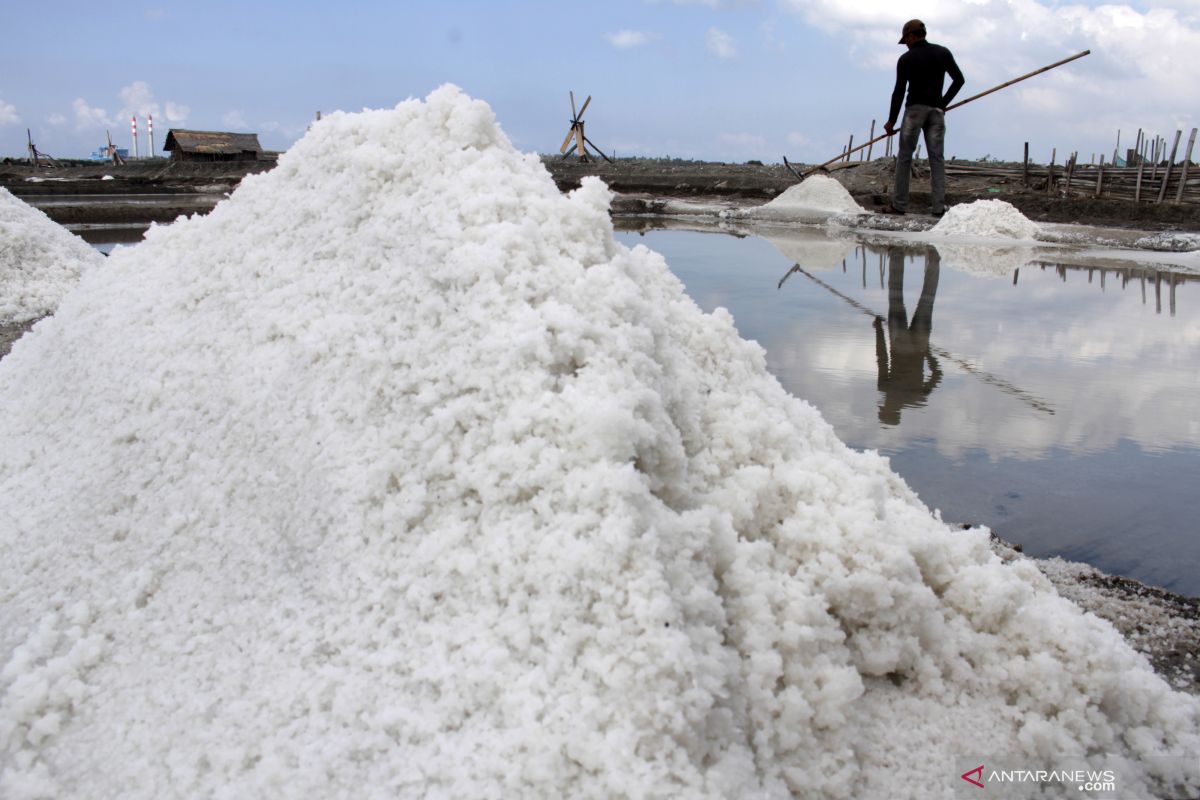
left=46, top=113, right=66, bottom=126
left=71, top=82, right=190, bottom=135
left=777, top=0, right=1200, bottom=149
left=223, top=110, right=249, bottom=129
left=164, top=101, right=190, bottom=123
left=604, top=29, right=654, bottom=49
left=787, top=131, right=811, bottom=147
left=0, top=98, right=18, bottom=126
left=73, top=98, right=114, bottom=131
left=707, top=26, right=737, bottom=59
left=119, top=81, right=158, bottom=117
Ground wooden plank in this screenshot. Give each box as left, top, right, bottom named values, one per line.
left=1157, top=129, right=1182, bottom=203
left=1175, top=127, right=1197, bottom=203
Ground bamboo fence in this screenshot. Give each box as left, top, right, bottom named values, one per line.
left=942, top=127, right=1199, bottom=205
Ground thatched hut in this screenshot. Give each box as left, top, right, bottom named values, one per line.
left=163, top=130, right=263, bottom=162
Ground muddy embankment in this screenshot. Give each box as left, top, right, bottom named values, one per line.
left=0, top=158, right=273, bottom=227
left=5, top=155, right=1200, bottom=231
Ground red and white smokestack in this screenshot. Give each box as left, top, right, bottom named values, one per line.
left=148, top=114, right=155, bottom=157
left=131, top=116, right=139, bottom=159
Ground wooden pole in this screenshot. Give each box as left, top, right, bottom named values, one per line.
left=846, top=134, right=854, bottom=162
left=787, top=50, right=1090, bottom=179
left=1113, top=130, right=1120, bottom=165
left=1174, top=127, right=1197, bottom=204
left=1023, top=141, right=1029, bottom=186
left=1064, top=153, right=1075, bottom=194
left=1095, top=160, right=1104, bottom=197
left=865, top=120, right=876, bottom=160
left=1157, top=129, right=1182, bottom=203
left=1135, top=160, right=1145, bottom=202
left=1047, top=148, right=1056, bottom=194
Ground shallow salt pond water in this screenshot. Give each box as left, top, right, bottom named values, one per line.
left=616, top=223, right=1200, bottom=597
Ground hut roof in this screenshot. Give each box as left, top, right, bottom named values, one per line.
left=163, top=130, right=263, bottom=156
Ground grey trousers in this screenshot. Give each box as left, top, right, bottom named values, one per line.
left=892, top=104, right=946, bottom=214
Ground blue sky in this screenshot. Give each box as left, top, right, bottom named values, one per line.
left=2, top=1, right=1197, bottom=164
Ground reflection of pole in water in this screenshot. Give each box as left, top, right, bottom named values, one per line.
left=777, top=262, right=1056, bottom=416
left=1029, top=262, right=1192, bottom=316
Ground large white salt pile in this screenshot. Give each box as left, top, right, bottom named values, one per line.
left=1, top=86, right=1197, bottom=799
left=930, top=198, right=1040, bottom=239
left=0, top=187, right=103, bottom=325
left=747, top=174, right=867, bottom=218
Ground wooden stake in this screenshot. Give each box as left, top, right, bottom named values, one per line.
left=1174, top=127, right=1197, bottom=204
left=1157, top=129, right=1182, bottom=203
left=1095, top=161, right=1104, bottom=197
left=1047, top=148, right=1056, bottom=194
left=865, top=120, right=875, bottom=160
left=1135, top=160, right=1145, bottom=202
left=1023, top=141, right=1029, bottom=186
left=846, top=134, right=854, bottom=162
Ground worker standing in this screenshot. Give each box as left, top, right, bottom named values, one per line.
left=883, top=19, right=965, bottom=216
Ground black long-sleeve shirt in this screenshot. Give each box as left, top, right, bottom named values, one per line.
left=887, top=40, right=965, bottom=127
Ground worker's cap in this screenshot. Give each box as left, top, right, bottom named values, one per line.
left=898, top=19, right=926, bottom=43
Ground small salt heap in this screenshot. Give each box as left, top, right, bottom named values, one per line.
left=0, top=187, right=103, bottom=325
left=930, top=198, right=1040, bottom=239
left=743, top=174, right=867, bottom=220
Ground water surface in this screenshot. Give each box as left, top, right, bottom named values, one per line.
left=615, top=223, right=1200, bottom=596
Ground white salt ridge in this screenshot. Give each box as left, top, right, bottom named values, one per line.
left=929, top=198, right=1040, bottom=239
left=749, top=174, right=867, bottom=217
left=0, top=188, right=103, bottom=325
left=1, top=86, right=1197, bottom=799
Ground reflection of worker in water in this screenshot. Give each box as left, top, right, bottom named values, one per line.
left=874, top=247, right=941, bottom=425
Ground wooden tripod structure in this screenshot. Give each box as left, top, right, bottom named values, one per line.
left=559, top=91, right=611, bottom=162
left=105, top=129, right=126, bottom=165
left=26, top=129, right=60, bottom=170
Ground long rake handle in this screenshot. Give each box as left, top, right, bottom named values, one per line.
left=797, top=50, right=1091, bottom=178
